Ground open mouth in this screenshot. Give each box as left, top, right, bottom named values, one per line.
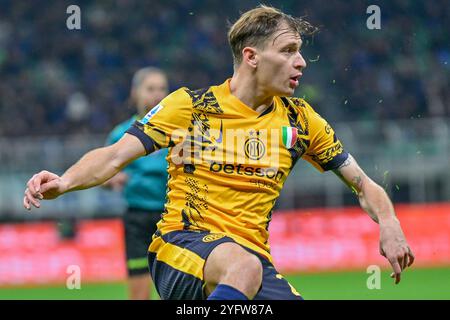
left=289, top=74, right=301, bottom=87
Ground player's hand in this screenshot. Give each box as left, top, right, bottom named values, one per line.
left=102, top=172, right=128, bottom=192
left=379, top=217, right=415, bottom=284
left=23, top=170, right=67, bottom=210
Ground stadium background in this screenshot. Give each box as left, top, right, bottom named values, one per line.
left=0, top=0, right=449, bottom=299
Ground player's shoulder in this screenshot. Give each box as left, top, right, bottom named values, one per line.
left=161, top=81, right=228, bottom=115
left=148, top=87, right=196, bottom=120
left=279, top=96, right=314, bottom=111
left=278, top=96, right=317, bottom=121
left=160, top=87, right=192, bottom=106
left=181, top=84, right=224, bottom=114
left=161, top=84, right=222, bottom=113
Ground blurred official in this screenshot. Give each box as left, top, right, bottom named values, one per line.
left=104, top=67, right=169, bottom=300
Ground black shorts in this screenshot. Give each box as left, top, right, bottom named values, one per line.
left=147, top=230, right=303, bottom=300
left=123, top=208, right=161, bottom=276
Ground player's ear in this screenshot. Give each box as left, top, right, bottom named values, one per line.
left=130, top=87, right=137, bottom=105
left=242, top=47, right=258, bottom=69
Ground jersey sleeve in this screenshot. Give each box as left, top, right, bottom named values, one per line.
left=300, top=100, right=349, bottom=172
left=126, top=88, right=193, bottom=154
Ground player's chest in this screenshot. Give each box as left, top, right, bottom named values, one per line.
left=187, top=111, right=302, bottom=172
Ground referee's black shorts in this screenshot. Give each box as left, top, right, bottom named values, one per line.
left=123, top=208, right=161, bottom=277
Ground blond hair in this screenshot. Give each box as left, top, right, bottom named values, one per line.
left=228, top=5, right=317, bottom=65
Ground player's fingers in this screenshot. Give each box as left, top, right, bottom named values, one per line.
left=388, top=255, right=401, bottom=272
left=24, top=188, right=40, bottom=208
left=27, top=174, right=38, bottom=195
left=388, top=257, right=402, bottom=284
left=403, top=253, right=410, bottom=270
left=41, top=170, right=60, bottom=182
left=33, top=172, right=44, bottom=193
left=27, top=191, right=41, bottom=208
left=407, top=248, right=415, bottom=267
left=390, top=271, right=401, bottom=284
left=395, top=271, right=401, bottom=284
left=40, top=180, right=59, bottom=194
left=393, top=262, right=401, bottom=284
left=29, top=171, right=57, bottom=195
left=397, top=254, right=405, bottom=271
left=23, top=195, right=31, bottom=210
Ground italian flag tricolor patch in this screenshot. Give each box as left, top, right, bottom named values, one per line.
left=282, top=126, right=298, bottom=149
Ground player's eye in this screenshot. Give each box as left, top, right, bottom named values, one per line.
left=283, top=47, right=295, bottom=53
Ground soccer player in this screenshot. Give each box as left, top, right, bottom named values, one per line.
left=23, top=5, right=414, bottom=300
left=103, top=67, right=169, bottom=300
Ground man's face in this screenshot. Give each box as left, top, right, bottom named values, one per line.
left=134, top=72, right=169, bottom=116
left=254, top=23, right=306, bottom=96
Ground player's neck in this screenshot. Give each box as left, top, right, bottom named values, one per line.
left=229, top=73, right=274, bottom=113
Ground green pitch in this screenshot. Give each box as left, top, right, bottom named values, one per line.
left=288, top=266, right=450, bottom=300
left=0, top=267, right=449, bottom=300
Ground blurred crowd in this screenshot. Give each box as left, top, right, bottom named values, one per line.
left=0, top=0, right=449, bottom=137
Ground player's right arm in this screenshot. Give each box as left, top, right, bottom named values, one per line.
left=23, top=133, right=146, bottom=210
left=101, top=123, right=130, bottom=191
left=24, top=87, right=193, bottom=210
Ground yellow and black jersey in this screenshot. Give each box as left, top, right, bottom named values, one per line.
left=126, top=79, right=348, bottom=262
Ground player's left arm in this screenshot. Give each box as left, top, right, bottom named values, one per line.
left=333, top=153, right=415, bottom=284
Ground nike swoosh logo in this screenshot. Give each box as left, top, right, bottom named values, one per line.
left=216, top=120, right=223, bottom=143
